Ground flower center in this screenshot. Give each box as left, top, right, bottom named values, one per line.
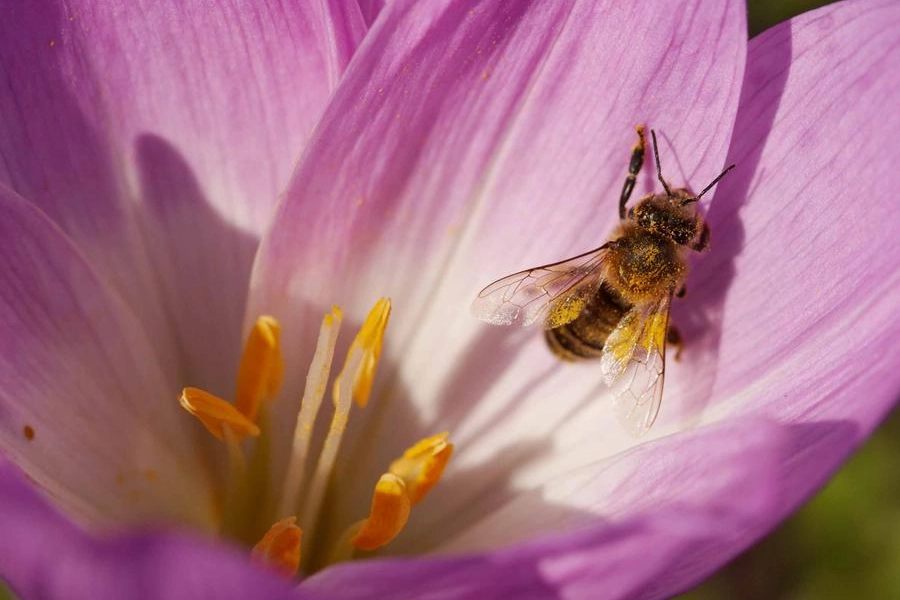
left=178, top=299, right=453, bottom=576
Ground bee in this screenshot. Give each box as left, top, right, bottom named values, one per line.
left=471, top=126, right=734, bottom=435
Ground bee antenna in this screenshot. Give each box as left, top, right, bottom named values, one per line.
left=650, top=129, right=674, bottom=197
left=681, top=163, right=736, bottom=205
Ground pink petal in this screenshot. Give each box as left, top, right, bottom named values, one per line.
left=687, top=0, right=900, bottom=429
left=302, top=418, right=787, bottom=599
left=0, top=460, right=296, bottom=600
left=0, top=186, right=214, bottom=529
left=247, top=0, right=747, bottom=516
left=1, top=0, right=364, bottom=233
left=406, top=0, right=900, bottom=566
left=0, top=1, right=367, bottom=394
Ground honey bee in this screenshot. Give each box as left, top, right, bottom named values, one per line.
left=471, top=126, right=734, bottom=435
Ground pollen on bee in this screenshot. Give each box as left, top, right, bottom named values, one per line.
left=644, top=313, right=668, bottom=349
left=608, top=322, right=637, bottom=362
left=546, top=294, right=588, bottom=329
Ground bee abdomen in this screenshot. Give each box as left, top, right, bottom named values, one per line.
left=545, top=284, right=630, bottom=361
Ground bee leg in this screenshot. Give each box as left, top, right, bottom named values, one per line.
left=619, top=125, right=646, bottom=219
left=667, top=326, right=684, bottom=362
left=691, top=223, right=710, bottom=252
left=675, top=285, right=686, bottom=298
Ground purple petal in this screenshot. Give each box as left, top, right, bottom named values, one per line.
left=0, top=460, right=297, bottom=600
left=1, top=0, right=364, bottom=233
left=0, top=1, right=367, bottom=394
left=247, top=0, right=747, bottom=515
left=683, top=0, right=900, bottom=428
left=357, top=0, right=385, bottom=26
left=0, top=186, right=214, bottom=528
left=264, top=1, right=895, bottom=598
left=398, top=0, right=900, bottom=559
left=252, top=0, right=745, bottom=327
left=314, top=3, right=899, bottom=596
left=302, top=418, right=787, bottom=599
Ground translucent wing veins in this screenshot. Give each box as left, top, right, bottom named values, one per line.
left=471, top=244, right=610, bottom=328
left=600, top=292, right=672, bottom=436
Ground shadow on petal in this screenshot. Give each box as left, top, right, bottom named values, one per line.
left=135, top=134, right=261, bottom=398
left=295, top=330, right=598, bottom=564
left=670, top=22, right=794, bottom=425
left=432, top=325, right=545, bottom=437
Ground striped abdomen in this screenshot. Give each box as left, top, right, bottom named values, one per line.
left=544, top=283, right=631, bottom=360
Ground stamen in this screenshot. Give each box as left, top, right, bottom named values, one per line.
left=252, top=516, right=303, bottom=577
left=179, top=387, right=260, bottom=441
left=177, top=300, right=453, bottom=573
left=328, top=432, right=453, bottom=565
left=220, top=425, right=251, bottom=538
left=278, top=306, right=343, bottom=518
left=341, top=298, right=391, bottom=408
left=350, top=473, right=411, bottom=551
left=235, top=316, right=284, bottom=423
left=389, top=432, right=454, bottom=504
left=301, top=299, right=392, bottom=547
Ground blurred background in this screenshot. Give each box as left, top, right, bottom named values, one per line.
left=2, top=2, right=895, bottom=600
left=747, top=0, right=832, bottom=37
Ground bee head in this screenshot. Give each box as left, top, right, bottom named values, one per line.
left=630, top=132, right=734, bottom=248
left=632, top=192, right=703, bottom=246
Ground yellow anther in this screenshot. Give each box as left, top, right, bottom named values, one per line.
left=235, top=316, right=284, bottom=423
left=389, top=432, right=453, bottom=504
left=302, top=301, right=391, bottom=546
left=178, top=387, right=260, bottom=441
left=350, top=474, right=411, bottom=551
left=175, top=300, right=454, bottom=572
left=334, top=298, right=390, bottom=408
left=251, top=516, right=302, bottom=577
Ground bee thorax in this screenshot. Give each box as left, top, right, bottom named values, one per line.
left=610, top=234, right=684, bottom=300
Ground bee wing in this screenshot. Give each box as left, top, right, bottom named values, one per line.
left=471, top=244, right=610, bottom=328
left=600, top=293, right=672, bottom=436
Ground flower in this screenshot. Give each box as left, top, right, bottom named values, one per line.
left=1, top=1, right=899, bottom=599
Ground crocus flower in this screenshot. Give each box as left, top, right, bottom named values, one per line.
left=1, top=0, right=898, bottom=598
